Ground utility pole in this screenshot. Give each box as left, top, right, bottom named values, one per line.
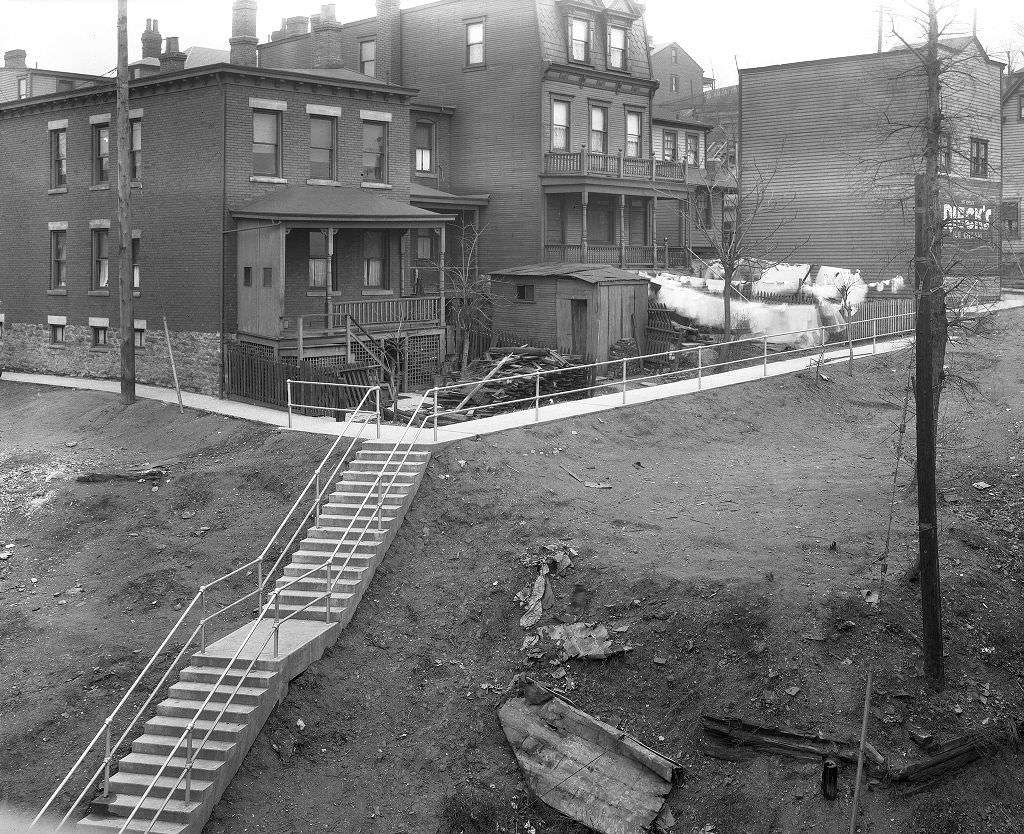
left=116, top=0, right=136, bottom=404
left=914, top=0, right=944, bottom=690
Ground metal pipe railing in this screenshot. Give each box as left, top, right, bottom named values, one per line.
left=285, top=379, right=381, bottom=431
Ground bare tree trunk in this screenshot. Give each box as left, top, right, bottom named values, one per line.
left=846, top=319, right=854, bottom=376
left=722, top=264, right=733, bottom=342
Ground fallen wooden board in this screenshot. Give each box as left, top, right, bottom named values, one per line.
left=499, top=679, right=680, bottom=834
left=889, top=724, right=1020, bottom=783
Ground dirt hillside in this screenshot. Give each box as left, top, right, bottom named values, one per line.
left=3, top=307, right=1024, bottom=834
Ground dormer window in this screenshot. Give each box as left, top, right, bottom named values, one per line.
left=569, top=18, right=591, bottom=63
left=608, top=25, right=627, bottom=70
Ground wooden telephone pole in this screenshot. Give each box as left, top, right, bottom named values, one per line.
left=116, top=0, right=136, bottom=403
left=914, top=0, right=944, bottom=690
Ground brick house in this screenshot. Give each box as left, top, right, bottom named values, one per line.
left=0, top=8, right=454, bottom=393
left=739, top=38, right=1003, bottom=292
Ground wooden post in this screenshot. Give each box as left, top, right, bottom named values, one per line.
left=115, top=0, right=135, bottom=404
left=651, top=198, right=658, bottom=269
left=324, top=227, right=334, bottom=324
left=438, top=223, right=447, bottom=329
left=297, top=316, right=304, bottom=363
left=619, top=195, right=627, bottom=268
left=581, top=188, right=589, bottom=263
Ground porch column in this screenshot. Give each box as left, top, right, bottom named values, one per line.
left=581, top=187, right=589, bottom=264
left=651, top=198, right=658, bottom=270
left=324, top=227, right=335, bottom=323
left=438, top=223, right=447, bottom=330
left=619, top=194, right=627, bottom=268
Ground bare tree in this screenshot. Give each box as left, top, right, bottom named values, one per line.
left=441, top=216, right=492, bottom=370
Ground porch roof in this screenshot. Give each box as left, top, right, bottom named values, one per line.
left=409, top=182, right=490, bottom=209
left=492, top=263, right=649, bottom=285
left=231, top=186, right=454, bottom=228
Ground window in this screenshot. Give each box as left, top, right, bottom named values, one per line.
left=414, top=121, right=434, bottom=173
left=625, top=110, right=642, bottom=158
left=93, top=124, right=110, bottom=184
left=669, top=75, right=679, bottom=93
left=696, top=191, right=712, bottom=228
left=130, top=120, right=142, bottom=181
left=363, top=231, right=388, bottom=289
left=551, top=100, right=569, bottom=152
left=589, top=105, right=608, bottom=154
left=1002, top=201, right=1021, bottom=240
left=262, top=267, right=273, bottom=287
left=50, top=129, right=67, bottom=189
left=132, top=237, right=140, bottom=289
left=671, top=47, right=678, bottom=64
left=252, top=110, right=281, bottom=177
left=608, top=26, right=627, bottom=70
left=415, top=228, right=436, bottom=261
left=92, top=229, right=109, bottom=289
left=515, top=284, right=535, bottom=302
left=939, top=134, right=952, bottom=173
left=970, top=137, right=988, bottom=178
left=308, top=231, right=329, bottom=288
left=662, top=130, right=677, bottom=161
left=134, top=327, right=146, bottom=348
left=56, top=79, right=74, bottom=93
left=362, top=121, right=388, bottom=183
left=685, top=133, right=700, bottom=166
left=17, top=77, right=28, bottom=99
left=50, top=324, right=65, bottom=344
left=360, top=39, right=376, bottom=77
left=92, top=326, right=108, bottom=347
left=569, top=18, right=591, bottom=63
left=50, top=230, right=67, bottom=289
left=309, top=116, right=335, bottom=180
left=243, top=266, right=253, bottom=287
left=466, top=21, right=485, bottom=66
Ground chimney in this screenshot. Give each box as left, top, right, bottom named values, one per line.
left=284, top=16, right=309, bottom=36
left=311, top=5, right=344, bottom=69
left=4, top=49, right=27, bottom=69
left=141, top=19, right=162, bottom=60
left=159, top=36, right=187, bottom=73
left=229, top=0, right=259, bottom=66
left=375, top=0, right=401, bottom=84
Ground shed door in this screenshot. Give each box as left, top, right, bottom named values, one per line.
left=571, top=299, right=588, bottom=357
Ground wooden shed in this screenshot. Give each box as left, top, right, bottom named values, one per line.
left=490, top=263, right=649, bottom=361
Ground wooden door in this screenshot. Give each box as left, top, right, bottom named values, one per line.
left=571, top=299, right=588, bottom=357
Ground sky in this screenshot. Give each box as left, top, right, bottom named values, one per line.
left=1, top=0, right=1021, bottom=86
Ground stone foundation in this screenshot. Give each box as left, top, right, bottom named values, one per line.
left=0, top=322, right=221, bottom=396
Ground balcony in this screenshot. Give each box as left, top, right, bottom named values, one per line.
left=544, top=243, right=688, bottom=268
left=543, top=148, right=690, bottom=182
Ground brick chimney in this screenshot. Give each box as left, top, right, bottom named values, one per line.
left=284, top=16, right=309, bottom=36
left=311, top=4, right=344, bottom=69
left=229, top=0, right=259, bottom=66
left=4, top=49, right=27, bottom=69
left=375, top=0, right=401, bottom=84
left=159, top=36, right=187, bottom=73
left=141, top=19, right=162, bottom=60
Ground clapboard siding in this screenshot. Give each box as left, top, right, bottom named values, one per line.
left=491, top=275, right=559, bottom=344
left=542, top=79, right=650, bottom=158
left=740, top=46, right=1002, bottom=281
left=1003, top=84, right=1024, bottom=258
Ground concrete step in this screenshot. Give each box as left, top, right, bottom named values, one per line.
left=329, top=486, right=411, bottom=499
left=143, top=715, right=247, bottom=744
left=156, top=698, right=259, bottom=723
left=306, top=525, right=384, bottom=540
left=103, top=793, right=202, bottom=824
left=321, top=501, right=404, bottom=516
left=283, top=563, right=369, bottom=581
left=356, top=449, right=430, bottom=461
left=176, top=665, right=277, bottom=689
left=289, top=550, right=376, bottom=566
left=131, top=734, right=236, bottom=762
left=275, top=576, right=361, bottom=595
left=347, top=460, right=426, bottom=474
left=340, top=468, right=419, bottom=481
left=317, top=512, right=398, bottom=526
left=108, top=771, right=215, bottom=802
left=273, top=589, right=355, bottom=610
left=77, top=812, right=187, bottom=834
left=262, top=602, right=351, bottom=623
left=117, top=752, right=223, bottom=780
left=167, top=681, right=268, bottom=706
left=359, top=441, right=431, bottom=451
left=296, top=538, right=379, bottom=554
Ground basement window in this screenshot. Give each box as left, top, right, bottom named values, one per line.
left=134, top=327, right=146, bottom=348
left=50, top=323, right=65, bottom=344
left=515, top=284, right=535, bottom=302
left=243, top=266, right=253, bottom=287
left=92, top=326, right=109, bottom=348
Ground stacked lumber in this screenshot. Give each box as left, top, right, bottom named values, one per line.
left=435, top=347, right=592, bottom=420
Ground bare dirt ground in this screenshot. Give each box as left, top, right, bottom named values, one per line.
left=3, top=307, right=1024, bottom=834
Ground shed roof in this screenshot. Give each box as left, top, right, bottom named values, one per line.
left=491, top=263, right=649, bottom=284
left=409, top=182, right=490, bottom=208
left=231, top=186, right=453, bottom=227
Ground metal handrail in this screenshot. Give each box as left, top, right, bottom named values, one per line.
left=286, top=379, right=381, bottom=432
left=425, top=312, right=918, bottom=433
left=34, top=386, right=381, bottom=830
left=123, top=392, right=435, bottom=834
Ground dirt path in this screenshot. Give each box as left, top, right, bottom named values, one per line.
left=3, top=308, right=1024, bottom=834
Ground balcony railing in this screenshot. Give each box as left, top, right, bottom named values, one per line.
left=544, top=243, right=690, bottom=268
left=543, top=145, right=688, bottom=182
left=333, top=296, right=441, bottom=327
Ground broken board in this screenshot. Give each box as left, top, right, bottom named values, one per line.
left=498, top=680, right=679, bottom=833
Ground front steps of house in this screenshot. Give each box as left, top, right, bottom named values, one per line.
left=75, top=440, right=430, bottom=834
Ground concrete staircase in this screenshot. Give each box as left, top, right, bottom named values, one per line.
left=76, top=440, right=430, bottom=834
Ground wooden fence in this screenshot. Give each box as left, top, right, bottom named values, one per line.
left=225, top=345, right=380, bottom=414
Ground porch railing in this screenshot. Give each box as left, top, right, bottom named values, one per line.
left=543, top=145, right=688, bottom=182
left=333, top=296, right=441, bottom=327
left=543, top=243, right=665, bottom=267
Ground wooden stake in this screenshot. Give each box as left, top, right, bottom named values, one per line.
left=116, top=0, right=135, bottom=404
left=848, top=671, right=873, bottom=834
left=163, top=315, right=184, bottom=414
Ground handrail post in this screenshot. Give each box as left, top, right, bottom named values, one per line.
left=185, top=725, right=193, bottom=804
left=432, top=387, right=439, bottom=442
left=325, top=560, right=332, bottom=623
left=872, top=317, right=877, bottom=354
left=621, top=358, right=627, bottom=404
left=534, top=371, right=541, bottom=421
left=257, top=560, right=263, bottom=609
left=375, top=387, right=381, bottom=439
left=199, top=587, right=207, bottom=652
left=286, top=379, right=293, bottom=429
left=102, top=722, right=111, bottom=797
left=763, top=335, right=768, bottom=377
left=314, top=468, right=321, bottom=528
left=273, top=592, right=280, bottom=658
left=697, top=346, right=703, bottom=390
